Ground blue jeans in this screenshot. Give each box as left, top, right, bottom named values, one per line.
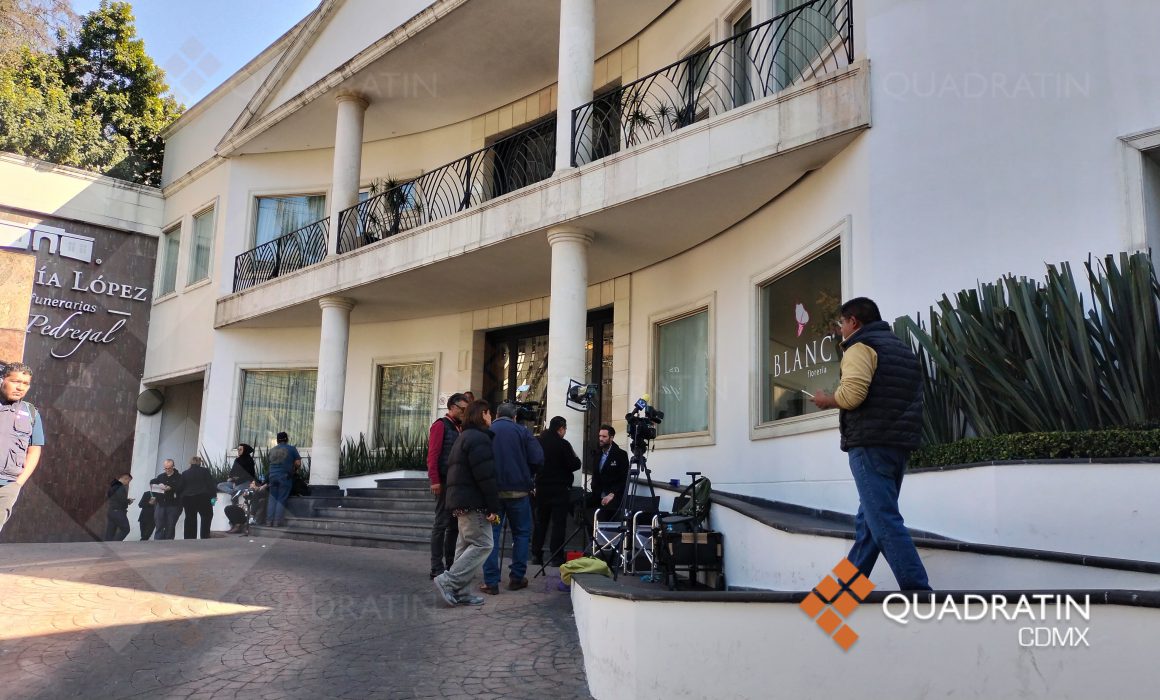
left=846, top=446, right=931, bottom=591
left=483, top=496, right=532, bottom=586
left=267, top=476, right=291, bottom=525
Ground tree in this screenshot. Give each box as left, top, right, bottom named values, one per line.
left=56, top=0, right=181, bottom=185
left=0, top=0, right=76, bottom=66
left=0, top=47, right=126, bottom=168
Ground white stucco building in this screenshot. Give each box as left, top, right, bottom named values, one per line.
left=134, top=0, right=1160, bottom=513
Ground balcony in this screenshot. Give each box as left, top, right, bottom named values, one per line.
left=219, top=0, right=867, bottom=327
left=335, top=116, right=556, bottom=255
left=572, top=0, right=853, bottom=165
left=233, top=218, right=329, bottom=293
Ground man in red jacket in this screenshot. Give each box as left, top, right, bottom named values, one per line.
left=428, top=393, right=468, bottom=579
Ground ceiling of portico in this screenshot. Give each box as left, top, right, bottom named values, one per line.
left=226, top=0, right=674, bottom=155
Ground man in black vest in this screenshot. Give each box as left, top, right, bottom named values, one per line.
left=813, top=297, right=931, bottom=591
left=427, top=393, right=468, bottom=579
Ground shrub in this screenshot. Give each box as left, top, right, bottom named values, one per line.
left=339, top=433, right=428, bottom=478
left=910, top=428, right=1160, bottom=468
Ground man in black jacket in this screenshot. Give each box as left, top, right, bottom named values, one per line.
left=149, top=459, right=182, bottom=540
left=813, top=297, right=931, bottom=591
left=590, top=424, right=629, bottom=520
left=533, top=416, right=581, bottom=566
left=104, top=473, right=134, bottom=541
left=434, top=400, right=500, bottom=607
left=181, top=456, right=217, bottom=539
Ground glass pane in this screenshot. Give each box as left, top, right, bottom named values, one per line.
left=238, top=369, right=317, bottom=448
left=760, top=246, right=842, bottom=422
left=188, top=208, right=214, bottom=283
left=376, top=362, right=434, bottom=447
left=655, top=310, right=709, bottom=435
left=732, top=10, right=753, bottom=107
left=514, top=334, right=548, bottom=433
left=254, top=195, right=326, bottom=246
left=159, top=228, right=180, bottom=296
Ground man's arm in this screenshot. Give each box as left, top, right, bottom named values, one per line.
left=813, top=344, right=877, bottom=410
left=16, top=445, right=40, bottom=486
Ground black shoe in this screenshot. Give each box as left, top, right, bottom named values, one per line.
left=549, top=557, right=566, bottom=567
left=429, top=570, right=444, bottom=580
left=507, top=577, right=529, bottom=591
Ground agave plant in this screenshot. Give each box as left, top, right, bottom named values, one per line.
left=902, top=251, right=1160, bottom=446
left=339, top=432, right=428, bottom=478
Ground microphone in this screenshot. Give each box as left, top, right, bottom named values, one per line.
left=633, top=393, right=651, bottom=412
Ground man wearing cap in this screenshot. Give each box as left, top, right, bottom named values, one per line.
left=267, top=431, right=301, bottom=527
left=0, top=362, right=44, bottom=535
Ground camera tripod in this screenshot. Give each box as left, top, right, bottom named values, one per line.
left=587, top=440, right=657, bottom=576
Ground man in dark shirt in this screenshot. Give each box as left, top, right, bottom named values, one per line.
left=149, top=459, right=182, bottom=540
left=532, top=416, right=581, bottom=566
left=427, top=393, right=467, bottom=578
left=104, top=473, right=134, bottom=541
left=266, top=432, right=301, bottom=527
left=590, top=424, right=629, bottom=520
left=0, top=362, right=44, bottom=535
left=181, top=456, right=217, bottom=539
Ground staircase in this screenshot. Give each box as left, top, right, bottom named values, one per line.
left=251, top=478, right=433, bottom=550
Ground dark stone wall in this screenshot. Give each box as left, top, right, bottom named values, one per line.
left=1, top=206, right=156, bottom=542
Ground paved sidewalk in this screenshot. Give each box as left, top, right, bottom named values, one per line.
left=0, top=537, right=591, bottom=699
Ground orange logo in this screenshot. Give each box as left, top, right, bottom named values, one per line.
left=799, top=558, right=876, bottom=650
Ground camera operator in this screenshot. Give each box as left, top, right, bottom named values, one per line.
left=589, top=424, right=628, bottom=520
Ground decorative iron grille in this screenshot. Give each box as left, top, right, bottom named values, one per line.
left=232, top=217, right=329, bottom=292
left=336, top=116, right=556, bottom=254
left=571, top=0, right=853, bottom=166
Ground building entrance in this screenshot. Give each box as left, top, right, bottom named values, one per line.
left=482, top=308, right=613, bottom=464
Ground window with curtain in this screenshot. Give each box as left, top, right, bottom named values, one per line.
left=253, top=194, right=325, bottom=247
left=760, top=245, right=842, bottom=423
left=655, top=309, right=710, bottom=435
left=187, top=207, right=214, bottom=284
left=158, top=225, right=180, bottom=296
left=376, top=361, right=435, bottom=446
left=238, top=369, right=317, bottom=448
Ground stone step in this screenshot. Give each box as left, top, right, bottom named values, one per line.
left=248, top=525, right=429, bottom=551
left=373, top=477, right=430, bottom=489
left=282, top=516, right=431, bottom=539
left=315, top=507, right=434, bottom=525
left=338, top=495, right=432, bottom=512
left=345, top=486, right=431, bottom=499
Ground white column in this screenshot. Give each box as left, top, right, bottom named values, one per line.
left=310, top=296, right=355, bottom=486
left=555, top=0, right=595, bottom=170
left=328, top=92, right=369, bottom=255
left=546, top=226, right=593, bottom=459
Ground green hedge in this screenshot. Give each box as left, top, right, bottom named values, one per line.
left=909, top=429, right=1160, bottom=468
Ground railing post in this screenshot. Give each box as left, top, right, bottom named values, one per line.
left=846, top=0, right=854, bottom=63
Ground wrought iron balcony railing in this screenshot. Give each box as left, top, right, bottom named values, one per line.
left=571, top=0, right=853, bottom=166
left=233, top=217, right=329, bottom=292
left=336, top=116, right=556, bottom=254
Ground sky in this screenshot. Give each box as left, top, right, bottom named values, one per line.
left=71, top=0, right=321, bottom=108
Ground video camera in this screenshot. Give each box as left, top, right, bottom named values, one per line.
left=625, top=394, right=664, bottom=448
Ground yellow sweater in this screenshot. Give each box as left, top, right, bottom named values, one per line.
left=834, top=342, right=877, bottom=411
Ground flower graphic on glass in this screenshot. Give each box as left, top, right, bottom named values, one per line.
left=794, top=302, right=810, bottom=337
